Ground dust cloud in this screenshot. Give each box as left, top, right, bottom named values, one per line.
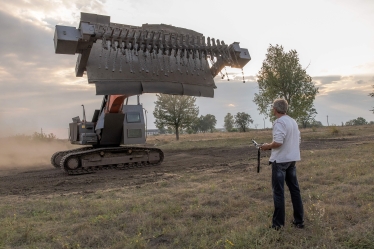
left=0, top=137, right=76, bottom=170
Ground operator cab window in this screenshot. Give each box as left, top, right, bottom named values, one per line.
left=126, top=112, right=141, bottom=123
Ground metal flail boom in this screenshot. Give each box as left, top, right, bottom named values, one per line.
left=54, top=13, right=251, bottom=97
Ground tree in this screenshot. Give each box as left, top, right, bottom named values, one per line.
left=224, top=113, right=235, bottom=132
left=345, top=117, right=368, bottom=126
left=156, top=124, right=167, bottom=134
left=355, top=117, right=368, bottom=125
left=298, top=107, right=317, bottom=128
left=234, top=112, right=253, bottom=132
left=254, top=44, right=319, bottom=122
left=311, top=120, right=323, bottom=127
left=153, top=94, right=199, bottom=140
left=187, top=114, right=217, bottom=133
left=200, top=114, right=217, bottom=133
left=32, top=130, right=57, bottom=141
left=187, top=118, right=201, bottom=134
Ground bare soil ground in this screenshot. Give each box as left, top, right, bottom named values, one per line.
left=1, top=133, right=372, bottom=198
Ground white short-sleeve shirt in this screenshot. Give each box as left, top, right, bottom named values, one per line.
left=269, top=115, right=301, bottom=163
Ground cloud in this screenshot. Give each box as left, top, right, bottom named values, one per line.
left=228, top=104, right=235, bottom=107
left=315, top=88, right=374, bottom=125
left=0, top=8, right=104, bottom=138
left=356, top=80, right=365, bottom=84
left=0, top=0, right=107, bottom=30
left=313, top=74, right=373, bottom=95
left=313, top=75, right=341, bottom=85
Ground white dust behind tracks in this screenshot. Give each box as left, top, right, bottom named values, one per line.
left=0, top=138, right=74, bottom=170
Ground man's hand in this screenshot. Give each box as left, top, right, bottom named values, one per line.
left=260, top=142, right=282, bottom=151
left=260, top=143, right=272, bottom=151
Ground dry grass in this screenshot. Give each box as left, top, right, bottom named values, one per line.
left=1, top=125, right=374, bottom=248
left=146, top=129, right=273, bottom=151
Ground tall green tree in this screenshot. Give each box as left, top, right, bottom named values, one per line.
left=224, top=113, right=235, bottom=132
left=153, top=94, right=199, bottom=140
left=234, top=112, right=253, bottom=132
left=254, top=44, right=319, bottom=122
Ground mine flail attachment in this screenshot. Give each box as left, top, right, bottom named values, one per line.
left=54, top=12, right=251, bottom=98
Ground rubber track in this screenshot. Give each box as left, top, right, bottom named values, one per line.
left=59, top=147, right=164, bottom=175
left=50, top=147, right=92, bottom=168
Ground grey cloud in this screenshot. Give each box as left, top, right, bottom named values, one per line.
left=343, top=75, right=373, bottom=84
left=0, top=10, right=73, bottom=70
left=315, top=88, right=374, bottom=125
left=313, top=75, right=341, bottom=85
left=1, top=0, right=107, bottom=27
left=341, top=75, right=355, bottom=81
left=0, top=6, right=106, bottom=138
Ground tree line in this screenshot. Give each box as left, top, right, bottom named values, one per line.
left=153, top=94, right=256, bottom=140
left=153, top=92, right=372, bottom=140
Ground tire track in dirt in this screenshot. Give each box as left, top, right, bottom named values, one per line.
left=0, top=146, right=254, bottom=197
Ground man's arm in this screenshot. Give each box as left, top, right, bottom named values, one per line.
left=261, top=119, right=285, bottom=150
left=260, top=141, right=282, bottom=150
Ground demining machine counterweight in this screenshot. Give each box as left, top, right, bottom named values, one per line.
left=52, top=12, right=251, bottom=175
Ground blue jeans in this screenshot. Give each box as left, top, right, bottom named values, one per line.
left=271, top=161, right=304, bottom=227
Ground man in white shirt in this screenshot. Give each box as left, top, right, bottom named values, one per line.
left=261, top=99, right=304, bottom=230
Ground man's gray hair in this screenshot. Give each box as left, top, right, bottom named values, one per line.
left=273, top=99, right=288, bottom=114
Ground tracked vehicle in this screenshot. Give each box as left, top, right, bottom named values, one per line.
left=52, top=13, right=250, bottom=174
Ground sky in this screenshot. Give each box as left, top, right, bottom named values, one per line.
left=0, top=0, right=373, bottom=138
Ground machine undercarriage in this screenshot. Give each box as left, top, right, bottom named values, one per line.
left=51, top=146, right=163, bottom=175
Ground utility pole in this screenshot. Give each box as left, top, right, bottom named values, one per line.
left=263, top=118, right=265, bottom=129
left=327, top=115, right=329, bottom=126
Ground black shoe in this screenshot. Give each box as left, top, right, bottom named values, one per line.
left=270, top=225, right=281, bottom=231
left=292, top=222, right=304, bottom=229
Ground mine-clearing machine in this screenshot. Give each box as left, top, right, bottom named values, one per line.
left=52, top=13, right=251, bottom=175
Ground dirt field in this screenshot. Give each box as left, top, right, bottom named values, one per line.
left=1, top=131, right=372, bottom=198
left=1, top=128, right=374, bottom=248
